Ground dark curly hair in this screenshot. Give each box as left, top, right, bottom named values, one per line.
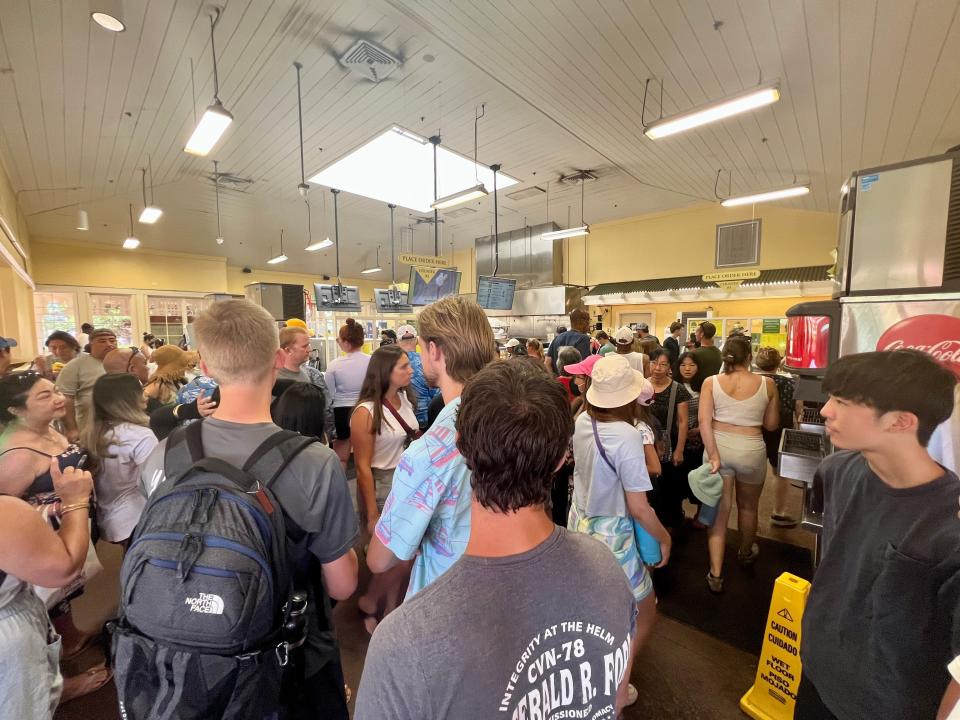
left=456, top=359, right=571, bottom=513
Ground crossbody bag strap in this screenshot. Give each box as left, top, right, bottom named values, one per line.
left=665, top=381, right=679, bottom=438
left=383, top=398, right=421, bottom=439
left=590, top=417, right=618, bottom=474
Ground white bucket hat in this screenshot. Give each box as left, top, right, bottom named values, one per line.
left=586, top=355, right=649, bottom=408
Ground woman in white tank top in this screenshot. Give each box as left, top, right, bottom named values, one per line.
left=699, top=336, right=779, bottom=593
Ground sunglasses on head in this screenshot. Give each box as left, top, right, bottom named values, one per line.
left=125, top=347, right=141, bottom=373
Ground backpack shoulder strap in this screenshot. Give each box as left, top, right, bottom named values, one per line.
left=163, top=421, right=205, bottom=481
left=241, top=430, right=319, bottom=490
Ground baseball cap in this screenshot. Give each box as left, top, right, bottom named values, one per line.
left=637, top=323, right=649, bottom=332
left=89, top=328, right=117, bottom=341
left=614, top=326, right=634, bottom=345
left=504, top=338, right=520, bottom=348
left=586, top=355, right=648, bottom=408
left=0, top=337, right=18, bottom=349
left=564, top=354, right=601, bottom=377
left=285, top=318, right=308, bottom=330
left=397, top=324, right=417, bottom=339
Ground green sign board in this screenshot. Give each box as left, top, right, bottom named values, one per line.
left=762, top=318, right=782, bottom=334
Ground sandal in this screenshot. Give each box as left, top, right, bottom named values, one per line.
left=59, top=664, right=112, bottom=704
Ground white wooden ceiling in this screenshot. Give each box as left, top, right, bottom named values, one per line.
left=1, top=0, right=958, bottom=277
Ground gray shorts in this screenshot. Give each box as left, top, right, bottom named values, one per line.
left=0, top=584, right=63, bottom=719
left=708, top=431, right=768, bottom=485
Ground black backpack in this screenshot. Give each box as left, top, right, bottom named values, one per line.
left=110, top=421, right=316, bottom=720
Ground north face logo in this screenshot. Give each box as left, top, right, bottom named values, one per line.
left=184, top=592, right=225, bottom=615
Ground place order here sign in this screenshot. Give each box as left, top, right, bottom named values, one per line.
left=702, top=269, right=763, bottom=291
left=399, top=253, right=451, bottom=268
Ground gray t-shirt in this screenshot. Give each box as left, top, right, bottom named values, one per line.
left=55, top=353, right=104, bottom=430
left=277, top=367, right=311, bottom=383
left=355, top=527, right=637, bottom=720
left=139, top=417, right=359, bottom=671
left=801, top=451, right=960, bottom=719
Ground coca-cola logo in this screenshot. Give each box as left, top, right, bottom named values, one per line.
left=877, top=314, right=960, bottom=378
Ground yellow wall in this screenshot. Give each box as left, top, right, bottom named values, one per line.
left=606, top=295, right=832, bottom=336
left=0, top=156, right=35, bottom=360
left=564, top=203, right=837, bottom=286
left=31, top=238, right=229, bottom=293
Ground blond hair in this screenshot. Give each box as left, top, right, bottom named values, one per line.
left=193, top=299, right=279, bottom=385
left=279, top=326, right=308, bottom=349
left=417, top=296, right=495, bottom=383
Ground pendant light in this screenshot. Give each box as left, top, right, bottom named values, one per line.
left=542, top=176, right=590, bottom=241
left=184, top=9, right=233, bottom=156
left=292, top=61, right=331, bottom=253
left=90, top=0, right=125, bottom=32
left=123, top=204, right=140, bottom=249
left=213, top=160, right=224, bottom=244
left=643, top=81, right=781, bottom=140
left=76, top=209, right=89, bottom=231
left=138, top=156, right=162, bottom=223
left=267, top=229, right=287, bottom=264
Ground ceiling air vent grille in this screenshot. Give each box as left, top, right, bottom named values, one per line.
left=716, top=219, right=761, bottom=268
left=339, top=40, right=400, bottom=83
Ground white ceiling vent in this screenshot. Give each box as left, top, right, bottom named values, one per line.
left=339, top=40, right=401, bottom=83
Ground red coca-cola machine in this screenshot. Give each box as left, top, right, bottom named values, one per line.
left=783, top=148, right=960, bottom=546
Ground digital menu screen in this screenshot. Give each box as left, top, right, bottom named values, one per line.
left=476, top=275, right=517, bottom=310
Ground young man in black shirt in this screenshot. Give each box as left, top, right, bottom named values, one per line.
left=797, top=349, right=960, bottom=720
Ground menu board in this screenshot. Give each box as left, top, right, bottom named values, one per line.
left=476, top=275, right=517, bottom=310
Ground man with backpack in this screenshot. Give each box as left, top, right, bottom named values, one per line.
left=120, top=299, right=359, bottom=720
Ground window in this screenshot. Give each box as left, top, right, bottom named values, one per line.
left=716, top=219, right=761, bottom=268
left=89, top=293, right=134, bottom=346
left=33, top=291, right=78, bottom=349
left=148, top=296, right=183, bottom=346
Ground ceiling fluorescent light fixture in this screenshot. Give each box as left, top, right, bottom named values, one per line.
left=90, top=0, right=125, bottom=31
left=720, top=184, right=810, bottom=207
left=361, top=246, right=382, bottom=274
left=431, top=183, right=488, bottom=210
left=123, top=203, right=139, bottom=249
left=541, top=225, right=590, bottom=241
left=139, top=206, right=162, bottom=224
left=76, top=209, right=89, bottom=231
left=138, top=161, right=162, bottom=223
left=645, top=82, right=780, bottom=140
left=308, top=126, right=518, bottom=213
left=267, top=228, right=287, bottom=264
left=185, top=10, right=233, bottom=156
left=305, top=238, right=333, bottom=252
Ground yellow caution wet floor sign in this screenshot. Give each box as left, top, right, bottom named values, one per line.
left=740, top=572, right=811, bottom=720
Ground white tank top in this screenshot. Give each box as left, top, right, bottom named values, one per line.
left=711, top=374, right=770, bottom=427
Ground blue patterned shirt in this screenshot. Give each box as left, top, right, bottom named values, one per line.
left=406, top=350, right=439, bottom=427
left=374, top=396, right=472, bottom=598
